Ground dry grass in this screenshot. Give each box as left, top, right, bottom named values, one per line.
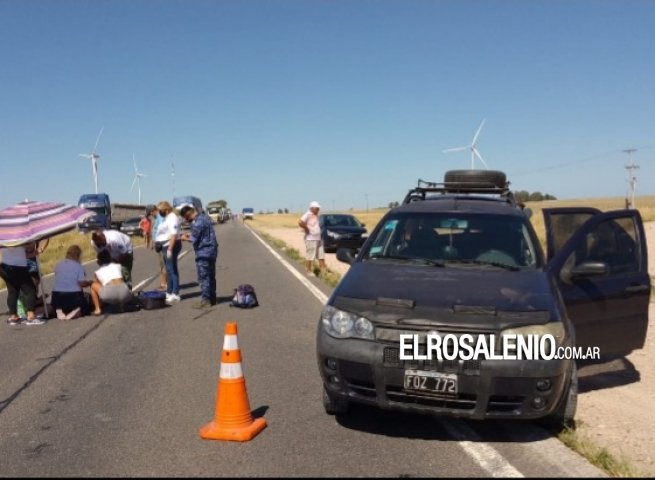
left=249, top=209, right=390, bottom=232
left=251, top=196, right=655, bottom=255
left=0, top=231, right=144, bottom=290
left=558, top=425, right=643, bottom=477
left=5, top=196, right=650, bottom=291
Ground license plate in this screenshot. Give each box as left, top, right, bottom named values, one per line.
left=404, top=370, right=458, bottom=395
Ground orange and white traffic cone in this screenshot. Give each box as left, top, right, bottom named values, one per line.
left=199, top=322, right=267, bottom=442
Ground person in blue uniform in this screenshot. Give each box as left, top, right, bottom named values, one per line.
left=180, top=205, right=218, bottom=308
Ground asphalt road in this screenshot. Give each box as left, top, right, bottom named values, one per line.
left=0, top=221, right=604, bottom=477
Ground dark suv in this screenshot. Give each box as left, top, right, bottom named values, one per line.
left=317, top=170, right=650, bottom=425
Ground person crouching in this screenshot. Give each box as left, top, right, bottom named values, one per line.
left=89, top=250, right=133, bottom=315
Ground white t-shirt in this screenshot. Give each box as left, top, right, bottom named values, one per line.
left=1, top=246, right=28, bottom=267
left=155, top=212, right=180, bottom=245
left=53, top=259, right=87, bottom=292
left=95, top=263, right=124, bottom=286
left=93, top=230, right=133, bottom=261
left=300, top=211, right=321, bottom=241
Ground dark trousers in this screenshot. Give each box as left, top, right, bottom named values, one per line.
left=52, top=291, right=90, bottom=315
left=119, top=252, right=134, bottom=284
left=195, top=257, right=216, bottom=302
left=0, top=263, right=36, bottom=315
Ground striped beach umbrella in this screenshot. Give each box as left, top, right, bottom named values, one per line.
left=0, top=200, right=94, bottom=247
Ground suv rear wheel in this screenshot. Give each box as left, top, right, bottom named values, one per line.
left=322, top=388, right=349, bottom=415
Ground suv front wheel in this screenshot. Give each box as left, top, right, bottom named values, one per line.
left=542, top=364, right=578, bottom=430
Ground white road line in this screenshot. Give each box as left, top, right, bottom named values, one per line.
left=247, top=227, right=328, bottom=304
left=132, top=275, right=158, bottom=292
left=440, top=419, right=523, bottom=477
left=247, top=224, right=524, bottom=478
left=131, top=249, right=190, bottom=292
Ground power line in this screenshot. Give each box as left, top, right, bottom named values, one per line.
left=511, top=145, right=653, bottom=177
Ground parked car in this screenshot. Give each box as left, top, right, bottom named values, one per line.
left=119, top=216, right=144, bottom=237
left=317, top=169, right=650, bottom=427
left=319, top=214, right=368, bottom=253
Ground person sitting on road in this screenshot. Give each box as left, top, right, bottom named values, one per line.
left=51, top=245, right=93, bottom=320
left=89, top=250, right=133, bottom=316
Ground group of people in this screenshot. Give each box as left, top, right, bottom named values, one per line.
left=150, top=200, right=218, bottom=307
left=2, top=200, right=219, bottom=325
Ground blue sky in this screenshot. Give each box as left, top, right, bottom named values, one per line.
left=1, top=0, right=653, bottom=213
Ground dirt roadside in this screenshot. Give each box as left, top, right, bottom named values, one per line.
left=256, top=222, right=655, bottom=476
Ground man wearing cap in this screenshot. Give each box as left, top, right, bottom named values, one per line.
left=180, top=205, right=218, bottom=308
left=298, top=201, right=326, bottom=276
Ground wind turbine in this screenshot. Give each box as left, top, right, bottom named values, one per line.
left=79, top=127, right=104, bottom=193
left=443, top=119, right=489, bottom=169
left=131, top=154, right=147, bottom=205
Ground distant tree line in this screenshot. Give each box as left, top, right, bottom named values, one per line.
left=259, top=208, right=290, bottom=215
left=514, top=191, right=557, bottom=202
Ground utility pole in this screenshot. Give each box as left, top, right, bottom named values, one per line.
left=623, top=148, right=639, bottom=209
left=365, top=193, right=369, bottom=212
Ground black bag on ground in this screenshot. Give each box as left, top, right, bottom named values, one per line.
left=230, top=284, right=259, bottom=308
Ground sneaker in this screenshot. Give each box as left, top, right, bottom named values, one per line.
left=6, top=317, right=23, bottom=326
left=165, top=293, right=181, bottom=304
left=192, top=300, right=212, bottom=309
left=24, top=318, right=46, bottom=326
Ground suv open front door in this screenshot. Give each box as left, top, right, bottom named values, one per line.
left=545, top=208, right=650, bottom=356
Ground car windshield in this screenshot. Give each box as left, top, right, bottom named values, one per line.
left=362, top=212, right=540, bottom=269
left=322, top=215, right=362, bottom=228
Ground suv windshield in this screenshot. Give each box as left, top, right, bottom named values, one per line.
left=363, top=212, right=540, bottom=269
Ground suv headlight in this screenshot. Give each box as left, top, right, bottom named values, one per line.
left=321, top=306, right=374, bottom=340
left=499, top=322, right=566, bottom=354
left=326, top=230, right=341, bottom=239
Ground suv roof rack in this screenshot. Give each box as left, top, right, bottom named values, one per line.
left=401, top=178, right=517, bottom=206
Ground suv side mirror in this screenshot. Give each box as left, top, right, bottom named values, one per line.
left=336, top=247, right=357, bottom=265
left=570, top=260, right=610, bottom=279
